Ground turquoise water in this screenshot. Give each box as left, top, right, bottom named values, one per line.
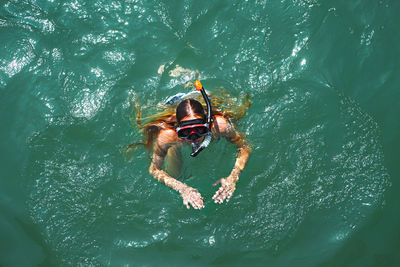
left=1, top=0, right=399, bottom=266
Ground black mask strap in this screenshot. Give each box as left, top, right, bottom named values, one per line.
left=178, top=119, right=205, bottom=127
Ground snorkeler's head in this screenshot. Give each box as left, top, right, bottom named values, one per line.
left=176, top=82, right=213, bottom=157
left=176, top=99, right=208, bottom=142
left=176, top=99, right=206, bottom=124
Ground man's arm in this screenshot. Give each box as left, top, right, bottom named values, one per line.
left=149, top=129, right=204, bottom=209
left=212, top=117, right=252, bottom=203
left=149, top=140, right=187, bottom=193
left=225, top=126, right=252, bottom=183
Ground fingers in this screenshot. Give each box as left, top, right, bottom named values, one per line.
left=212, top=185, right=234, bottom=204
left=212, top=187, right=222, bottom=203
left=191, top=192, right=204, bottom=210
left=212, top=188, right=221, bottom=203
left=212, top=178, right=231, bottom=203
left=225, top=190, right=233, bottom=202
left=183, top=185, right=234, bottom=209
left=212, top=187, right=227, bottom=204
left=183, top=191, right=205, bottom=210
left=183, top=199, right=190, bottom=209
left=191, top=198, right=204, bottom=210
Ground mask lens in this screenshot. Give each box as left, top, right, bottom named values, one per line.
left=177, top=125, right=208, bottom=139
left=194, top=126, right=207, bottom=135
left=180, top=128, right=192, bottom=138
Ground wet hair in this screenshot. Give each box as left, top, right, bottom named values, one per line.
left=126, top=98, right=205, bottom=151
left=176, top=99, right=206, bottom=123
left=127, top=91, right=251, bottom=152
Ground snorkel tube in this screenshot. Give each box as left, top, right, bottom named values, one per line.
left=190, top=80, right=212, bottom=157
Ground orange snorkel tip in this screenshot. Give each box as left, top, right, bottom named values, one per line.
left=195, top=80, right=203, bottom=91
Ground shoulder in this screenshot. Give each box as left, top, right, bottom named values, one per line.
left=156, top=128, right=181, bottom=151
left=157, top=128, right=179, bottom=144
left=152, top=127, right=179, bottom=157
left=213, top=115, right=245, bottom=146
left=213, top=115, right=231, bottom=133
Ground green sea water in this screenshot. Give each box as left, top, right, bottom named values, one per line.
left=1, top=0, right=399, bottom=266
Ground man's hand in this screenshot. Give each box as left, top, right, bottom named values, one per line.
left=212, top=175, right=237, bottom=204
left=180, top=186, right=204, bottom=209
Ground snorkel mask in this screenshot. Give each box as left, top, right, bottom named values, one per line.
left=176, top=119, right=210, bottom=140
left=176, top=80, right=212, bottom=157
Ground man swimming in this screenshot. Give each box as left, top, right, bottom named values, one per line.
left=133, top=80, right=251, bottom=209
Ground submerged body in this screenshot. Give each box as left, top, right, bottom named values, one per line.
left=131, top=81, right=251, bottom=209
left=150, top=114, right=251, bottom=209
